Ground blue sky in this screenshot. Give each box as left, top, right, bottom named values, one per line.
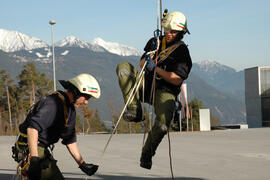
left=1, top=0, right=269, bottom=71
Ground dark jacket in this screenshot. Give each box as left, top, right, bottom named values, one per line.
left=19, top=90, right=77, bottom=146
left=141, top=36, right=192, bottom=95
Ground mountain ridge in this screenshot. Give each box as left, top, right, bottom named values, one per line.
left=0, top=28, right=246, bottom=126
left=91, top=37, right=142, bottom=56
left=0, top=47, right=246, bottom=126
left=0, top=28, right=48, bottom=52
left=0, top=28, right=141, bottom=57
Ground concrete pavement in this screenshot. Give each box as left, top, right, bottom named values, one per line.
left=1, top=128, right=270, bottom=180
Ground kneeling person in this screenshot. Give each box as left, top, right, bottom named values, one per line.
left=18, top=73, right=101, bottom=179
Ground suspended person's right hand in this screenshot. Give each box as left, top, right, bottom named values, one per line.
left=144, top=37, right=158, bottom=52
left=145, top=55, right=156, bottom=71
left=79, top=161, right=99, bottom=176
left=27, top=156, right=42, bottom=180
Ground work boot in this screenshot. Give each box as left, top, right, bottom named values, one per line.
left=140, top=152, right=152, bottom=170
left=123, top=103, right=144, bottom=122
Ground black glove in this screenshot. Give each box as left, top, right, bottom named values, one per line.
left=79, top=161, right=99, bottom=176
left=28, top=156, right=42, bottom=180
left=144, top=37, right=158, bottom=52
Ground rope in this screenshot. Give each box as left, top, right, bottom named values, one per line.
left=151, top=1, right=175, bottom=180
left=160, top=0, right=164, bottom=34
left=167, top=131, right=175, bottom=180
left=12, top=160, right=23, bottom=180
left=141, top=72, right=147, bottom=148
left=157, top=0, right=160, bottom=31
left=98, top=61, right=147, bottom=165
left=95, top=63, right=147, bottom=180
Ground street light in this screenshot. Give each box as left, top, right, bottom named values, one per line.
left=49, top=20, right=56, bottom=91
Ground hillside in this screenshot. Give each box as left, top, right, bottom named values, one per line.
left=0, top=28, right=246, bottom=126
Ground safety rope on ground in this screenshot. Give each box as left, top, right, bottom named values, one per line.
left=168, top=130, right=175, bottom=180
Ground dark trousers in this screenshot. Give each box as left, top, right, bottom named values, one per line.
left=37, top=146, right=64, bottom=180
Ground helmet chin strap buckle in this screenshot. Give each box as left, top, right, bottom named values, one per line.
left=186, top=29, right=190, bottom=35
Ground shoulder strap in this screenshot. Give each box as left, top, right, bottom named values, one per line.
left=157, top=37, right=185, bottom=64
left=50, top=91, right=69, bottom=127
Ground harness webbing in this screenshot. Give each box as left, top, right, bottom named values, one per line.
left=157, top=37, right=184, bottom=64
left=51, top=91, right=69, bottom=127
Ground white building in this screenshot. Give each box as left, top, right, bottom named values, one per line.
left=245, top=66, right=270, bottom=128
left=199, top=109, right=211, bottom=131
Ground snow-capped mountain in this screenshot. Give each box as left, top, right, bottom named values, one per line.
left=53, top=36, right=142, bottom=56
left=54, top=36, right=142, bottom=56
left=0, top=28, right=48, bottom=52
left=91, top=37, right=142, bottom=56
left=55, top=36, right=106, bottom=53
left=196, top=60, right=236, bottom=75
left=55, top=36, right=90, bottom=48
left=0, top=28, right=141, bottom=56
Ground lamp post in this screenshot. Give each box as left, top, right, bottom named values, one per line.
left=49, top=20, right=56, bottom=91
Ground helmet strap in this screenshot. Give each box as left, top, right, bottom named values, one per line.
left=68, top=88, right=81, bottom=104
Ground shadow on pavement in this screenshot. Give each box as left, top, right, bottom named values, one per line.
left=0, top=169, right=17, bottom=180
left=65, top=173, right=208, bottom=180
left=0, top=169, right=207, bottom=180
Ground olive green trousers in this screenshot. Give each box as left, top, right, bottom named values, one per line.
left=116, top=62, right=176, bottom=156
left=36, top=146, right=64, bottom=180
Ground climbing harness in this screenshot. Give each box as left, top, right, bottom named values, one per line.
left=157, top=37, right=185, bottom=64
left=12, top=132, right=30, bottom=180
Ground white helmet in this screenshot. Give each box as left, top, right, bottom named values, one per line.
left=59, top=73, right=101, bottom=99
left=162, top=11, right=190, bottom=34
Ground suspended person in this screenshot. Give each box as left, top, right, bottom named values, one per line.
left=12, top=74, right=101, bottom=179
left=116, top=11, right=192, bottom=169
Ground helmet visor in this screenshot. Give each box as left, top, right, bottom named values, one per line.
left=80, top=93, right=92, bottom=100
left=164, top=28, right=179, bottom=34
